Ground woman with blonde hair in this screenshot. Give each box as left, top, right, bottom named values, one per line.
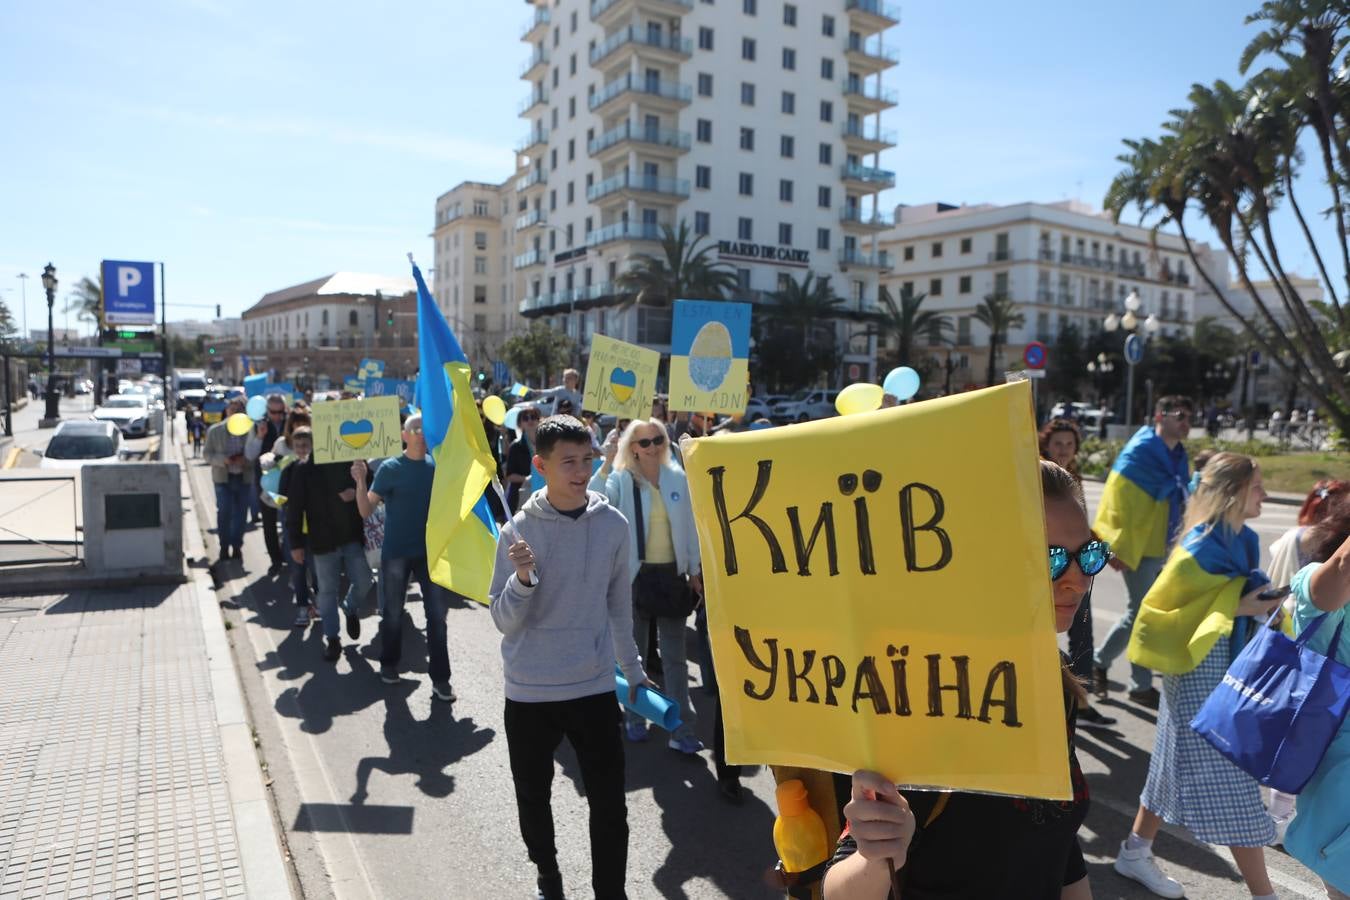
left=591, top=418, right=705, bottom=754
left=1112, top=453, right=1285, bottom=899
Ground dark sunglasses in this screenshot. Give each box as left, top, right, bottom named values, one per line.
left=268, top=408, right=286, bottom=416
left=518, top=412, right=540, bottom=422
left=1048, top=539, right=1112, bottom=580
left=635, top=434, right=666, bottom=449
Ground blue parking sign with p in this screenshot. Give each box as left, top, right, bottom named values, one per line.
left=101, top=260, right=156, bottom=325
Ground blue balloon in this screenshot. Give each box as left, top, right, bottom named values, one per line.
left=502, top=405, right=522, bottom=432
left=245, top=395, right=268, bottom=420
left=883, top=366, right=921, bottom=401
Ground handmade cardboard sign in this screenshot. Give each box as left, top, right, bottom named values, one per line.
left=583, top=334, right=660, bottom=420
left=668, top=300, right=751, bottom=413
left=358, top=358, right=386, bottom=380
left=683, top=381, right=1071, bottom=800
left=310, top=396, right=403, bottom=464
left=366, top=377, right=416, bottom=409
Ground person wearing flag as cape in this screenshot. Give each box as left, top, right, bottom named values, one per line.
left=1091, top=395, right=1193, bottom=709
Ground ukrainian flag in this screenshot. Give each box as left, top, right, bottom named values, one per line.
left=1092, top=426, right=1189, bottom=569
left=412, top=259, right=500, bottom=605
left=1128, top=523, right=1279, bottom=675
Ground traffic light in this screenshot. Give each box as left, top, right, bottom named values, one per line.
left=387, top=310, right=395, bottom=327
left=208, top=346, right=216, bottom=356
left=476, top=368, right=486, bottom=382
left=216, top=304, right=222, bottom=318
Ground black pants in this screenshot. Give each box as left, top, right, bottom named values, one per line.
left=712, top=689, right=742, bottom=784
left=504, top=692, right=629, bottom=900
left=260, top=502, right=281, bottom=563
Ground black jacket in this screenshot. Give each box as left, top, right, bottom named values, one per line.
left=285, top=459, right=364, bottom=555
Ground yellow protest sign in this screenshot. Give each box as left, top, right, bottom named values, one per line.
left=683, top=381, right=1071, bottom=800
left=667, top=300, right=751, bottom=414
left=582, top=333, right=660, bottom=420
left=310, top=396, right=403, bottom=464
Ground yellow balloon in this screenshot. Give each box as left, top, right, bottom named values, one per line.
left=226, top=412, right=254, bottom=436
left=834, top=382, right=884, bottom=417
left=482, top=394, right=507, bottom=426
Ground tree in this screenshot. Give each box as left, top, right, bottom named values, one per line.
left=751, top=272, right=846, bottom=392
left=499, top=321, right=574, bottom=387
left=866, top=284, right=952, bottom=370
left=614, top=221, right=739, bottom=307
left=1045, top=322, right=1088, bottom=403
left=65, top=275, right=102, bottom=328
left=0, top=297, right=17, bottom=346
left=973, top=294, right=1026, bottom=388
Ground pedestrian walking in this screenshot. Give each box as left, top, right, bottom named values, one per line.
left=488, top=415, right=650, bottom=900
left=533, top=368, right=583, bottom=417
left=1092, top=395, right=1193, bottom=708
left=591, top=418, right=704, bottom=754
left=351, top=413, right=457, bottom=703
left=504, top=403, right=540, bottom=513
left=246, top=394, right=289, bottom=570
left=823, top=461, right=1103, bottom=899
left=187, top=405, right=205, bottom=457
left=273, top=426, right=318, bottom=628
left=286, top=440, right=373, bottom=662
left=203, top=397, right=257, bottom=564
left=1113, top=452, right=1283, bottom=900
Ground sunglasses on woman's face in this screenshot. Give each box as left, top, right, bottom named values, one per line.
left=1048, top=539, right=1112, bottom=580
left=635, top=434, right=666, bottom=449
left=518, top=412, right=539, bottom=423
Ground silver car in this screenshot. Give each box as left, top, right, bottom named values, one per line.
left=92, top=395, right=153, bottom=436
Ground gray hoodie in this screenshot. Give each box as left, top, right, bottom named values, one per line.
left=489, top=489, right=645, bottom=703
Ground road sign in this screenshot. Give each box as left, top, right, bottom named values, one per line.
left=117, top=359, right=142, bottom=375
left=1124, top=333, right=1145, bottom=365
left=55, top=346, right=122, bottom=358
left=101, top=260, right=156, bottom=325
left=1023, top=341, right=1047, bottom=370
left=493, top=361, right=510, bottom=385
left=847, top=363, right=862, bottom=380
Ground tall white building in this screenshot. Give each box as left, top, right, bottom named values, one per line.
left=435, top=0, right=901, bottom=385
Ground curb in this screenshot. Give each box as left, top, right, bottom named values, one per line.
left=174, top=428, right=295, bottom=899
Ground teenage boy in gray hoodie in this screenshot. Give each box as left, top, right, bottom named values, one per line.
left=490, top=415, right=649, bottom=900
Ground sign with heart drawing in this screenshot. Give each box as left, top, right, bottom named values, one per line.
left=310, top=395, right=404, bottom=464
left=582, top=333, right=660, bottom=421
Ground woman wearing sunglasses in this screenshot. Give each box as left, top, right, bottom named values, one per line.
left=592, top=418, right=706, bottom=755
left=825, top=461, right=1105, bottom=899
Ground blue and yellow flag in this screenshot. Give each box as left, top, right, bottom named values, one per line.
left=412, top=259, right=500, bottom=605
left=1092, top=426, right=1189, bottom=569
left=1128, top=522, right=1279, bottom=674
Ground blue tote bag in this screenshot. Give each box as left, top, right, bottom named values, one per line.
left=1190, top=613, right=1350, bottom=794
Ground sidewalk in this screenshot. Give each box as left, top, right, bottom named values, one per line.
left=0, top=426, right=292, bottom=899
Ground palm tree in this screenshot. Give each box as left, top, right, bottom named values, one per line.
left=867, top=284, right=951, bottom=369
left=768, top=271, right=844, bottom=352
left=973, top=294, right=1025, bottom=388
left=65, top=275, right=103, bottom=329
left=614, top=221, right=739, bottom=307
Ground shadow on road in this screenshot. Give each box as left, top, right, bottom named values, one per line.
left=44, top=583, right=178, bottom=614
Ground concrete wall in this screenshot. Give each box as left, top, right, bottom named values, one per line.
left=82, top=462, right=183, bottom=581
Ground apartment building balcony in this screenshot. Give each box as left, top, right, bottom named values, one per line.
left=841, top=162, right=896, bottom=191
left=844, top=36, right=899, bottom=73
left=520, top=47, right=549, bottom=81
left=591, top=25, right=692, bottom=67
left=514, top=248, right=544, bottom=270
left=845, top=0, right=902, bottom=35
left=516, top=127, right=549, bottom=154
left=515, top=209, right=545, bottom=232
left=1054, top=252, right=1151, bottom=280
left=587, top=170, right=690, bottom=204
left=1036, top=289, right=1054, bottom=304
left=591, top=0, right=692, bottom=28
left=587, top=220, right=663, bottom=248
left=1160, top=269, right=1192, bottom=286
left=590, top=74, right=692, bottom=115
left=518, top=88, right=548, bottom=116
left=843, top=81, right=899, bottom=113
left=515, top=168, right=547, bottom=194
left=838, top=247, right=892, bottom=270
left=840, top=207, right=893, bottom=231
left=588, top=121, right=690, bottom=161
left=519, top=282, right=624, bottom=317
left=521, top=6, right=550, bottom=42
left=987, top=249, right=1014, bottom=263
left=842, top=122, right=897, bottom=153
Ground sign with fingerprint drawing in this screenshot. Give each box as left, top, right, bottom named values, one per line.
left=582, top=333, right=660, bottom=420
left=310, top=396, right=403, bottom=464
left=668, top=300, right=751, bottom=413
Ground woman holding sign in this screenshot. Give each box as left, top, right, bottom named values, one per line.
left=824, top=461, right=1102, bottom=899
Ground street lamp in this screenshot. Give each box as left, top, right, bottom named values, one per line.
left=40, top=263, right=60, bottom=426
left=1102, top=290, right=1160, bottom=429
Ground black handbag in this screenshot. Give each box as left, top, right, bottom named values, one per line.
left=631, top=474, right=697, bottom=619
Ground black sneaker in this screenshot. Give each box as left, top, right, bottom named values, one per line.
left=345, top=608, right=361, bottom=641
left=1092, top=666, right=1109, bottom=700
left=535, top=871, right=564, bottom=900
left=1075, top=705, right=1118, bottom=731
left=379, top=668, right=400, bottom=685
left=1128, top=687, right=1161, bottom=709
left=432, top=681, right=457, bottom=703
left=718, top=777, right=745, bottom=805
left=323, top=638, right=342, bottom=662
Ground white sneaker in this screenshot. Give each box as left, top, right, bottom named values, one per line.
left=1269, top=812, right=1293, bottom=847
left=1114, top=842, right=1185, bottom=899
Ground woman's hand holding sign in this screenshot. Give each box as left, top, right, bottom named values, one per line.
left=845, top=771, right=915, bottom=865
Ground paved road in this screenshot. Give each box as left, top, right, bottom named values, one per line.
left=186, top=432, right=1332, bottom=900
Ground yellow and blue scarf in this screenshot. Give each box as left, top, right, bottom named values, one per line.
left=1092, top=426, right=1190, bottom=569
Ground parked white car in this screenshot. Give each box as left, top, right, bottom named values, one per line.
left=92, top=395, right=153, bottom=436
left=39, top=421, right=124, bottom=470
left=771, top=389, right=842, bottom=423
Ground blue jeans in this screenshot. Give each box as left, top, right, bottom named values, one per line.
left=377, top=555, right=453, bottom=685
left=312, top=542, right=373, bottom=640
left=1094, top=555, right=1166, bottom=692
left=214, top=475, right=248, bottom=551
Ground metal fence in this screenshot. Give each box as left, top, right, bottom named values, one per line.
left=0, top=473, right=81, bottom=567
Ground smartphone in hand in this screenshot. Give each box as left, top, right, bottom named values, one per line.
left=1258, top=585, right=1292, bottom=602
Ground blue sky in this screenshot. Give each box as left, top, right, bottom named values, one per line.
left=0, top=0, right=1337, bottom=333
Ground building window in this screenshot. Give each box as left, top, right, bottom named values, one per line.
left=822, top=14, right=835, bottom=36
left=474, top=256, right=487, bottom=274
left=740, top=82, right=755, bottom=105
left=903, top=245, right=914, bottom=261
left=779, top=179, right=793, bottom=202
left=959, top=275, right=972, bottom=294
left=565, top=224, right=574, bottom=246
left=695, top=164, right=711, bottom=189
left=566, top=182, right=575, bottom=203
left=780, top=135, right=794, bottom=157
left=740, top=127, right=755, bottom=150
left=474, top=285, right=487, bottom=304
left=742, top=37, right=756, bottom=60
left=820, top=100, right=833, bottom=122
left=739, top=173, right=754, bottom=196
left=781, top=90, right=795, bottom=114
left=550, top=147, right=557, bottom=169
left=694, top=211, right=710, bottom=235
left=929, top=278, right=943, bottom=296
left=696, top=119, right=712, bottom=142
left=549, top=190, right=556, bottom=211
left=552, top=67, right=559, bottom=88
left=474, top=231, right=487, bottom=249
left=931, top=241, right=943, bottom=258
left=960, top=237, right=972, bottom=254
left=818, top=142, right=832, bottom=165
left=567, top=138, right=575, bottom=161
left=738, top=217, right=753, bottom=240
left=778, top=223, right=793, bottom=245
left=816, top=228, right=830, bottom=250
left=817, top=185, right=831, bottom=207
left=349, top=310, right=358, bottom=326
left=569, top=53, right=576, bottom=76
left=743, top=0, right=756, bottom=14
left=698, top=72, right=713, bottom=96
left=958, top=316, right=972, bottom=345
left=568, top=96, right=576, bottom=118
left=784, top=3, right=797, bottom=25
left=821, top=57, right=834, bottom=79
left=698, top=26, right=713, bottom=50
left=473, top=200, right=489, bottom=216
left=782, top=47, right=796, bottom=70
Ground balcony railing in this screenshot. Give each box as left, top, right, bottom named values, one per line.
left=589, top=121, right=691, bottom=155
left=591, top=25, right=692, bottom=64
left=515, top=210, right=544, bottom=231
left=841, top=163, right=896, bottom=187
left=515, top=168, right=547, bottom=192
left=587, top=220, right=663, bottom=246
left=845, top=38, right=900, bottom=63
left=518, top=90, right=548, bottom=115
left=521, top=7, right=550, bottom=39
left=838, top=248, right=892, bottom=269
left=840, top=208, right=893, bottom=228
left=514, top=248, right=544, bottom=269
left=520, top=48, right=549, bottom=78
left=843, top=82, right=899, bottom=105
left=1036, top=289, right=1053, bottom=303
left=842, top=122, right=897, bottom=145
left=520, top=281, right=623, bottom=314
left=587, top=170, right=690, bottom=201
left=1055, top=252, right=1151, bottom=279
left=845, top=0, right=901, bottom=21
left=988, top=249, right=1013, bottom=263
left=591, top=0, right=692, bottom=19
left=516, top=128, right=549, bottom=153
left=589, top=73, right=692, bottom=110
